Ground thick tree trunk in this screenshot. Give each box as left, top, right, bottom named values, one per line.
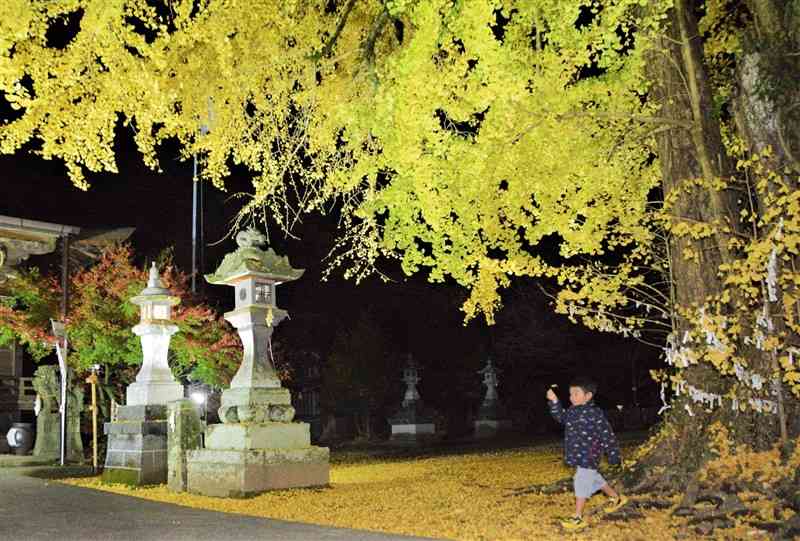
left=533, top=2, right=800, bottom=535
left=733, top=1, right=800, bottom=442
left=632, top=0, right=795, bottom=491
left=737, top=0, right=800, bottom=177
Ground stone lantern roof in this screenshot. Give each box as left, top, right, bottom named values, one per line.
left=130, top=263, right=179, bottom=307
left=205, top=228, right=304, bottom=286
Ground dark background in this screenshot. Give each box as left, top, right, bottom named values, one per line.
left=1, top=131, right=664, bottom=436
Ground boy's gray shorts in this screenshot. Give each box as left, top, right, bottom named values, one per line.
left=574, top=467, right=607, bottom=498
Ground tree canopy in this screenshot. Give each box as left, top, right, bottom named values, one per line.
left=3, top=0, right=800, bottom=530
left=0, top=0, right=669, bottom=323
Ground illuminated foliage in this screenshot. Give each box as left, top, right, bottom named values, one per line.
left=0, top=0, right=668, bottom=323
left=0, top=244, right=240, bottom=386
left=1, top=1, right=798, bottom=418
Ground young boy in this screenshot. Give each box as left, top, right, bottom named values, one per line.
left=546, top=377, right=627, bottom=531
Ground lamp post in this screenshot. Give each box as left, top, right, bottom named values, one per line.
left=50, top=319, right=67, bottom=466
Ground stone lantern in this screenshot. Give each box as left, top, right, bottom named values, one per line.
left=479, top=357, right=499, bottom=404
left=401, top=359, right=421, bottom=406
left=474, top=357, right=512, bottom=438
left=388, top=354, right=437, bottom=444
left=185, top=228, right=329, bottom=497
left=102, top=264, right=183, bottom=486
left=126, top=263, right=183, bottom=405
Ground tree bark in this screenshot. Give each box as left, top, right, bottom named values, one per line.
left=733, top=1, right=800, bottom=442
left=736, top=1, right=800, bottom=180
left=633, top=1, right=795, bottom=493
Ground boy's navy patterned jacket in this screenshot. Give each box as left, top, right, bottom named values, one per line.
left=548, top=399, right=621, bottom=469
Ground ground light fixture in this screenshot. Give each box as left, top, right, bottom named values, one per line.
left=191, top=389, right=207, bottom=424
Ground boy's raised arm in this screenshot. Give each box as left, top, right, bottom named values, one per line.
left=546, top=388, right=566, bottom=424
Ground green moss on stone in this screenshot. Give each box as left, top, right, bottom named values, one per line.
left=102, top=468, right=141, bottom=486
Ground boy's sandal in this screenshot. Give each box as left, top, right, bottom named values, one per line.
left=560, top=516, right=588, bottom=531
left=603, top=495, right=629, bottom=514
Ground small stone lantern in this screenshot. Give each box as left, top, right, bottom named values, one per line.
left=126, top=263, right=183, bottom=406
left=103, top=264, right=183, bottom=486
left=475, top=356, right=512, bottom=438
left=401, top=357, right=421, bottom=406
left=388, top=354, right=437, bottom=444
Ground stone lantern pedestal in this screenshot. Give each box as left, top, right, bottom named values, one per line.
left=388, top=356, right=438, bottom=444
left=474, top=358, right=512, bottom=438
left=185, top=229, right=329, bottom=497
left=103, top=265, right=183, bottom=486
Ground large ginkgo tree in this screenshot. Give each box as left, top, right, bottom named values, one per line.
left=2, top=0, right=799, bottom=527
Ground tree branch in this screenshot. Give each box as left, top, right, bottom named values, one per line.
left=512, top=110, right=693, bottom=144
left=362, top=7, right=390, bottom=85
left=317, top=0, right=358, bottom=61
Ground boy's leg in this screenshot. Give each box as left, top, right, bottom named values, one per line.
left=561, top=469, right=594, bottom=531
left=600, top=479, right=629, bottom=513
left=575, top=496, right=588, bottom=517
left=599, top=483, right=619, bottom=499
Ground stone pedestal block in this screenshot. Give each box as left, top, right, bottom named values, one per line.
left=389, top=422, right=437, bottom=444
left=186, top=437, right=329, bottom=497
left=167, top=399, right=203, bottom=492
left=127, top=380, right=184, bottom=407
left=474, top=419, right=513, bottom=439
left=218, top=387, right=293, bottom=424
left=205, top=422, right=310, bottom=450
left=102, top=405, right=168, bottom=486
left=388, top=398, right=438, bottom=444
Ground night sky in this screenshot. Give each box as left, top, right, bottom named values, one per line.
left=1, top=130, right=664, bottom=431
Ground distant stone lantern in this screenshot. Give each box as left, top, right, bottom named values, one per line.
left=478, top=357, right=499, bottom=404
left=388, top=354, right=437, bottom=444
left=474, top=356, right=512, bottom=438
left=402, top=357, right=421, bottom=406
left=126, top=263, right=183, bottom=406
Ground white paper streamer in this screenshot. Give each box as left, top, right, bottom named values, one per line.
left=658, top=381, right=672, bottom=415
left=766, top=219, right=783, bottom=302
left=766, top=247, right=779, bottom=302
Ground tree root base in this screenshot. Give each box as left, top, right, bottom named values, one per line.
left=510, top=474, right=799, bottom=540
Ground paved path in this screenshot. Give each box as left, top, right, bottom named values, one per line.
left=0, top=467, right=440, bottom=541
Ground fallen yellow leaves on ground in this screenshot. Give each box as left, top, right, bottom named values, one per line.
left=60, top=438, right=768, bottom=540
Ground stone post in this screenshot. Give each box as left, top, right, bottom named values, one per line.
left=102, top=265, right=183, bottom=485
left=185, top=228, right=329, bottom=497
left=167, top=399, right=203, bottom=492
